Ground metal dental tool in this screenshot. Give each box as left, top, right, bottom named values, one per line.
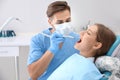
left=41, top=32, right=74, bottom=38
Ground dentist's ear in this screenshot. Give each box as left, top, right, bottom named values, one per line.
left=93, top=42, right=102, bottom=50
left=48, top=19, right=52, bottom=25
left=48, top=18, right=55, bottom=32
left=48, top=18, right=54, bottom=27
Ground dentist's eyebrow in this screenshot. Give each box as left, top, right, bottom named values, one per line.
left=56, top=20, right=64, bottom=24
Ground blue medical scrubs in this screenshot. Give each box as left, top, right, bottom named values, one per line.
left=27, top=28, right=79, bottom=80
left=47, top=54, right=103, bottom=80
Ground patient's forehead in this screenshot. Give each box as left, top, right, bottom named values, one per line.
left=87, top=25, right=98, bottom=34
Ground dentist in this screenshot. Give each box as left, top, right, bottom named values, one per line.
left=27, top=1, right=79, bottom=80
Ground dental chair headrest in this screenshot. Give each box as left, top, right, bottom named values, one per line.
left=107, top=35, right=120, bottom=56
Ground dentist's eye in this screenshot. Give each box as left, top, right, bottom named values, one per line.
left=56, top=20, right=64, bottom=24
left=65, top=18, right=71, bottom=22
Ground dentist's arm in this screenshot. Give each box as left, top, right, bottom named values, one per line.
left=27, top=32, right=64, bottom=80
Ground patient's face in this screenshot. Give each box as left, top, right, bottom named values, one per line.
left=74, top=25, right=99, bottom=57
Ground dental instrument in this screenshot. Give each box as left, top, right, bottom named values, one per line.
left=41, top=32, right=74, bottom=38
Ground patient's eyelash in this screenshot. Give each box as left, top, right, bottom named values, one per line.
left=87, top=31, right=91, bottom=35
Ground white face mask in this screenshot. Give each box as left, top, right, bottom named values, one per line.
left=41, top=22, right=80, bottom=40
left=54, top=22, right=74, bottom=38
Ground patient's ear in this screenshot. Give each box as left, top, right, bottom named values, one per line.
left=93, top=42, right=102, bottom=50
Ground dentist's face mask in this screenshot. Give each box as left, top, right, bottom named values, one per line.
left=41, top=22, right=80, bottom=41
left=54, top=22, right=74, bottom=38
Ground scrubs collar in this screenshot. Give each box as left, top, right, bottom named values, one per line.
left=87, top=57, right=95, bottom=62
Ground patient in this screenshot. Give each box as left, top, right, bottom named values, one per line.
left=47, top=23, right=116, bottom=80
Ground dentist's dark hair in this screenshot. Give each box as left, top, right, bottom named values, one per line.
left=46, top=1, right=70, bottom=18
left=94, top=23, right=116, bottom=60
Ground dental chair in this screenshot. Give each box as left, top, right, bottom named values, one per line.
left=100, top=35, right=120, bottom=80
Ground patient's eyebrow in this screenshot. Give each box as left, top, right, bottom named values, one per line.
left=87, top=29, right=96, bottom=34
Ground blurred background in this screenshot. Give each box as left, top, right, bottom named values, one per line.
left=0, top=0, right=120, bottom=80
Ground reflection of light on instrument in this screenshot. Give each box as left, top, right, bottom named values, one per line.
left=41, top=32, right=74, bottom=38
left=82, top=20, right=91, bottom=30
left=87, top=20, right=91, bottom=27
left=0, top=17, right=21, bottom=32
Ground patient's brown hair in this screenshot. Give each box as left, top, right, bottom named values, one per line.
left=95, top=23, right=116, bottom=59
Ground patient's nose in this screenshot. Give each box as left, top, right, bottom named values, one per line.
left=80, top=30, right=86, bottom=37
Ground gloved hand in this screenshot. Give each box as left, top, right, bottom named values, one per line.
left=48, top=32, right=65, bottom=55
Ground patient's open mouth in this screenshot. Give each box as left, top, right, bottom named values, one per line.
left=77, top=39, right=81, bottom=43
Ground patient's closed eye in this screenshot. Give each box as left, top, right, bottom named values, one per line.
left=87, top=31, right=91, bottom=35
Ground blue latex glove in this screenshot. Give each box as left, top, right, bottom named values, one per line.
left=48, top=32, right=65, bottom=54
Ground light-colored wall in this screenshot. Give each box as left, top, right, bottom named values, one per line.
left=0, top=0, right=120, bottom=80
left=69, top=0, right=120, bottom=34
left=0, top=0, right=120, bottom=34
